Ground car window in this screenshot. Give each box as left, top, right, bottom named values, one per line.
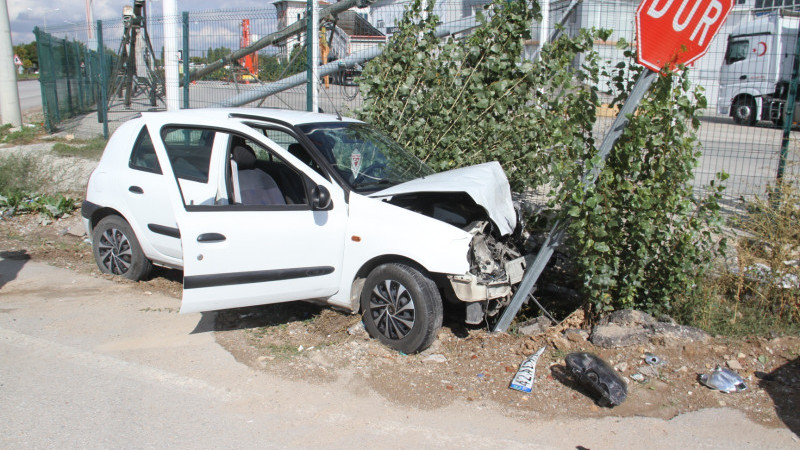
left=128, top=126, right=162, bottom=174
left=161, top=127, right=214, bottom=182
left=725, top=40, right=749, bottom=65
left=229, top=135, right=308, bottom=206
left=259, top=127, right=326, bottom=178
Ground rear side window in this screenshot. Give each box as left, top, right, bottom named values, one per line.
left=129, top=127, right=162, bottom=174
left=161, top=127, right=215, bottom=182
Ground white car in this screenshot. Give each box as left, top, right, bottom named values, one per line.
left=82, top=108, right=527, bottom=353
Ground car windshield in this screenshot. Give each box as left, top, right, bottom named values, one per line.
left=297, top=122, right=434, bottom=191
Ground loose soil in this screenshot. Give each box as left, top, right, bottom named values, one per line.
left=2, top=213, right=798, bottom=433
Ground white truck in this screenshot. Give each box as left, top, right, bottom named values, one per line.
left=718, top=10, right=800, bottom=126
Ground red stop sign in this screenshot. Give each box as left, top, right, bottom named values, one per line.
left=636, top=0, right=734, bottom=72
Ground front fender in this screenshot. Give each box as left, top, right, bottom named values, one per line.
left=327, top=193, right=472, bottom=310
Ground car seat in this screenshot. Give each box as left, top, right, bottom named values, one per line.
left=230, top=145, right=286, bottom=206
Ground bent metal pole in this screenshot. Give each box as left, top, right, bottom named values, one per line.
left=184, top=0, right=375, bottom=86
left=215, top=16, right=479, bottom=107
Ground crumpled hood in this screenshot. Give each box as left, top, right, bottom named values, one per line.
left=369, top=161, right=517, bottom=236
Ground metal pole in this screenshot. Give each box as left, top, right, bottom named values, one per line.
left=493, top=69, right=658, bottom=333
left=539, top=0, right=550, bottom=60
left=162, top=0, right=180, bottom=111
left=0, top=0, right=22, bottom=127
left=307, top=0, right=319, bottom=112
left=777, top=25, right=800, bottom=184
left=182, top=11, right=189, bottom=109
left=215, top=17, right=480, bottom=107
left=63, top=39, right=75, bottom=116
left=185, top=0, right=374, bottom=86
left=97, top=20, right=108, bottom=139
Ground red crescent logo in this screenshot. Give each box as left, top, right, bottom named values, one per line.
left=757, top=41, right=767, bottom=56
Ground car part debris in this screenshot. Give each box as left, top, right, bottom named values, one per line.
left=644, top=353, right=662, bottom=365
left=699, top=366, right=748, bottom=393
left=565, top=352, right=628, bottom=407
left=509, top=346, right=547, bottom=393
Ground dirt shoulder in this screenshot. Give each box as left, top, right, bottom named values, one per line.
left=1, top=213, right=798, bottom=435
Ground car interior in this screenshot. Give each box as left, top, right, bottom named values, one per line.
left=227, top=135, right=309, bottom=206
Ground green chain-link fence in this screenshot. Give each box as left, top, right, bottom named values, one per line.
left=33, top=27, right=113, bottom=133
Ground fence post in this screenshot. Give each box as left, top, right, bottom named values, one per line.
left=777, top=24, right=800, bottom=185
left=46, top=32, right=61, bottom=123
left=62, top=39, right=75, bottom=116
left=33, top=27, right=53, bottom=132
left=182, top=11, right=190, bottom=109
left=75, top=42, right=85, bottom=112
left=97, top=20, right=108, bottom=139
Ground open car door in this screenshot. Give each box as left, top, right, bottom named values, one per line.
left=153, top=122, right=348, bottom=314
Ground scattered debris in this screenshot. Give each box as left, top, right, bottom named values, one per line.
left=699, top=366, right=748, bottom=393
left=726, top=359, right=744, bottom=371
left=630, top=373, right=646, bottom=383
left=644, top=353, right=662, bottom=365
left=565, top=352, right=628, bottom=407
left=590, top=309, right=709, bottom=348
left=517, top=315, right=552, bottom=336
left=614, top=361, right=629, bottom=373
left=564, top=328, right=589, bottom=343
left=424, top=354, right=448, bottom=363
left=509, top=346, right=546, bottom=393
left=347, top=321, right=367, bottom=337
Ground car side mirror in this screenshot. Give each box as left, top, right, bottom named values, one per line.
left=311, top=185, right=332, bottom=211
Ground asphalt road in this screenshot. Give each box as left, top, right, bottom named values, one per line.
left=16, top=80, right=42, bottom=113
left=1, top=256, right=797, bottom=448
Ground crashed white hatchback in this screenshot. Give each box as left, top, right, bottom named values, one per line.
left=83, top=109, right=527, bottom=353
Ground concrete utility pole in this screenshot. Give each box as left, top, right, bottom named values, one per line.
left=307, top=0, right=319, bottom=112
left=162, top=0, right=180, bottom=111
left=0, top=0, right=22, bottom=127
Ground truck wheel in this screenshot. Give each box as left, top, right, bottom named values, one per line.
left=92, top=215, right=152, bottom=281
left=732, top=97, right=757, bottom=126
left=360, top=263, right=443, bottom=354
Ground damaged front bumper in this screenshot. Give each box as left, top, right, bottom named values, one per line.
left=447, top=255, right=526, bottom=302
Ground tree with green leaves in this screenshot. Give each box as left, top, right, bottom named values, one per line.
left=359, top=0, right=726, bottom=318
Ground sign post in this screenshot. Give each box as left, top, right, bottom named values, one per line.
left=493, top=0, right=733, bottom=333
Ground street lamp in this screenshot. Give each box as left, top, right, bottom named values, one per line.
left=63, top=20, right=80, bottom=41
left=27, top=7, right=61, bottom=32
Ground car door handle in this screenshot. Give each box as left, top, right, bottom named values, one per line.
left=128, top=186, right=144, bottom=194
left=740, top=75, right=747, bottom=80
left=197, top=233, right=226, bottom=243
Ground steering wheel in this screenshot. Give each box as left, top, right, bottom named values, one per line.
left=355, top=162, right=388, bottom=184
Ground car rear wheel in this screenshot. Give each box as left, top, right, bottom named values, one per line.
left=92, top=215, right=152, bottom=281
left=361, top=263, right=443, bottom=354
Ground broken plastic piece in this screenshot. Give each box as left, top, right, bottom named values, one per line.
left=565, top=352, right=628, bottom=407
left=644, top=353, right=661, bottom=365
left=699, top=366, right=747, bottom=393
left=509, top=346, right=546, bottom=393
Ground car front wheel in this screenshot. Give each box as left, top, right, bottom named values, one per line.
left=92, top=215, right=152, bottom=281
left=360, top=263, right=443, bottom=354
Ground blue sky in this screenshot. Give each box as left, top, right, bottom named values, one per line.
left=10, top=0, right=272, bottom=45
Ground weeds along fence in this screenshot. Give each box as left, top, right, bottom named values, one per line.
left=38, top=0, right=800, bottom=201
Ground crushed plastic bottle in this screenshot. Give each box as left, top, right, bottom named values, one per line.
left=699, top=366, right=747, bottom=393
left=565, top=352, right=628, bottom=407
left=509, top=346, right=546, bottom=393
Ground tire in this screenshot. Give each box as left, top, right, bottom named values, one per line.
left=92, top=215, right=152, bottom=281
left=360, top=263, right=443, bottom=354
left=732, top=96, right=757, bottom=126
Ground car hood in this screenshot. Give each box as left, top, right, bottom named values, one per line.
left=369, top=161, right=517, bottom=236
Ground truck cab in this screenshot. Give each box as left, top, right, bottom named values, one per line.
left=718, top=11, right=799, bottom=126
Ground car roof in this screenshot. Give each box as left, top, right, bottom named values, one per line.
left=138, top=108, right=362, bottom=127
